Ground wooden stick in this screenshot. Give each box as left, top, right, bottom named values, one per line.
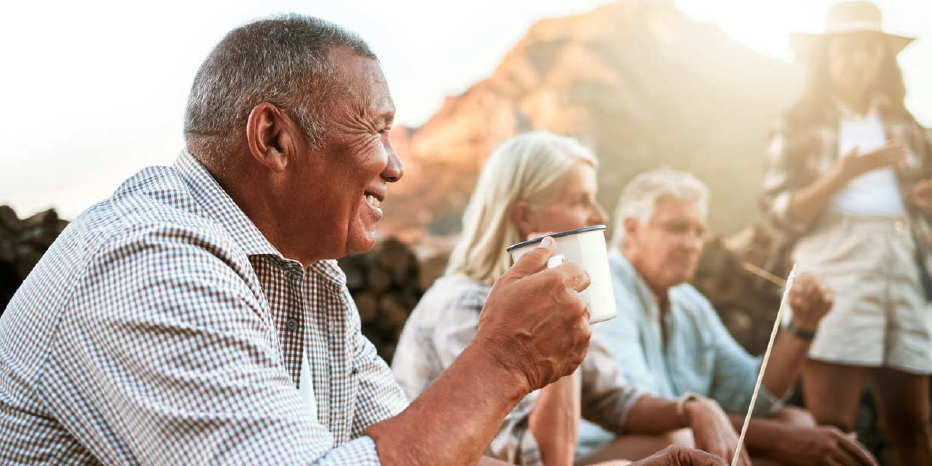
left=741, top=261, right=787, bottom=288
left=731, top=265, right=796, bottom=466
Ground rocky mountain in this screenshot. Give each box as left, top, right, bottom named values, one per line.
left=382, top=0, right=805, bottom=241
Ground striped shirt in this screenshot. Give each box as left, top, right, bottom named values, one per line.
left=0, top=150, right=408, bottom=465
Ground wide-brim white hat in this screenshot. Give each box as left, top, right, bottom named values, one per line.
left=791, top=1, right=915, bottom=62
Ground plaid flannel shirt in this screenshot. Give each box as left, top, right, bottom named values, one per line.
left=761, top=102, right=932, bottom=238
left=0, top=150, right=408, bottom=465
left=391, top=275, right=646, bottom=466
left=760, top=102, right=932, bottom=258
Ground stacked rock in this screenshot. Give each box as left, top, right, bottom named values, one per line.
left=338, top=238, right=425, bottom=362
left=0, top=206, right=69, bottom=314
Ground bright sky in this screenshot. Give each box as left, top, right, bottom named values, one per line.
left=1, top=0, right=929, bottom=219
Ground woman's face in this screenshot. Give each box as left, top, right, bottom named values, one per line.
left=827, top=33, right=886, bottom=101
left=518, top=163, right=607, bottom=239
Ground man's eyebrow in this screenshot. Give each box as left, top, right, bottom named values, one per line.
left=372, top=101, right=395, bottom=126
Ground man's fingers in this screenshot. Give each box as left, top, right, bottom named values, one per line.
left=831, top=450, right=861, bottom=466
left=553, top=261, right=592, bottom=293
left=640, top=446, right=728, bottom=466
left=505, top=237, right=555, bottom=280
left=836, top=433, right=879, bottom=466
left=821, top=285, right=835, bottom=305
left=684, top=448, right=730, bottom=466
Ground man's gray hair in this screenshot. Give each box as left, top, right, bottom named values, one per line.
left=611, top=168, right=710, bottom=248
left=184, top=14, right=377, bottom=167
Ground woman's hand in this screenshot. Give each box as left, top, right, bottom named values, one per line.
left=831, top=141, right=907, bottom=183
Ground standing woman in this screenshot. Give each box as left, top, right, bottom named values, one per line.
left=761, top=2, right=932, bottom=465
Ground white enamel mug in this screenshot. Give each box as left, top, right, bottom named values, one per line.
left=506, top=225, right=617, bottom=324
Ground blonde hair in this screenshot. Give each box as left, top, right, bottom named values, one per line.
left=445, top=131, right=598, bottom=285
left=611, top=168, right=709, bottom=248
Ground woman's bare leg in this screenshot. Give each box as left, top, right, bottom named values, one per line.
left=800, top=359, right=868, bottom=432
left=867, top=367, right=932, bottom=466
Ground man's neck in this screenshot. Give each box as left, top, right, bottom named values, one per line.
left=211, top=162, right=325, bottom=268
left=621, top=249, right=671, bottom=314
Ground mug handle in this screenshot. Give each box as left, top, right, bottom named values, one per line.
left=546, top=254, right=565, bottom=269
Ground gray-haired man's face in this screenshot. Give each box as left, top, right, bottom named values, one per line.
left=286, top=48, right=404, bottom=259
left=626, top=196, right=707, bottom=293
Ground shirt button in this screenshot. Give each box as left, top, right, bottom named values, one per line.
left=286, top=318, right=299, bottom=330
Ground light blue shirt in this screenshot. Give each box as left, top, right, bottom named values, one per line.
left=579, top=250, right=786, bottom=453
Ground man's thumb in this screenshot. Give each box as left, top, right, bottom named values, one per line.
left=506, top=236, right=555, bottom=280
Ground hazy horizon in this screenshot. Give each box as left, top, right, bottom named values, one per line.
left=1, top=0, right=929, bottom=220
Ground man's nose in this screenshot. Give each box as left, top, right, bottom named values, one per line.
left=382, top=145, right=404, bottom=183
left=685, top=231, right=704, bottom=252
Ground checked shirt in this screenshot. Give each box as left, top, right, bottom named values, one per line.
left=0, top=150, right=408, bottom=465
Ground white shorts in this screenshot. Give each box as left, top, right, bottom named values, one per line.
left=791, top=215, right=932, bottom=374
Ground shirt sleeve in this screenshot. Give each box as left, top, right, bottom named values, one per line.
left=579, top=339, right=647, bottom=434
left=48, top=224, right=383, bottom=466
left=700, top=294, right=787, bottom=417
left=760, top=121, right=816, bottom=236
left=347, top=293, right=410, bottom=437
left=591, top=277, right=659, bottom=394
left=414, top=288, right=544, bottom=466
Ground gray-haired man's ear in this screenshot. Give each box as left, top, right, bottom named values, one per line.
left=245, top=102, right=298, bottom=174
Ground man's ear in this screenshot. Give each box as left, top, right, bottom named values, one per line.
left=510, top=200, right=537, bottom=240
left=623, top=217, right=639, bottom=244
left=245, top=102, right=298, bottom=173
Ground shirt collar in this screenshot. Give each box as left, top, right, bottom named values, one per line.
left=173, top=150, right=282, bottom=258
left=173, top=150, right=347, bottom=287
left=609, top=249, right=664, bottom=318
left=834, top=95, right=889, bottom=121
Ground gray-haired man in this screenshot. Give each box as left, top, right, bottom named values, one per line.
left=0, top=16, right=721, bottom=466
left=581, top=168, right=878, bottom=466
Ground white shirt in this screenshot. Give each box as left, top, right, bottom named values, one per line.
left=300, top=347, right=318, bottom=421
left=829, top=104, right=906, bottom=216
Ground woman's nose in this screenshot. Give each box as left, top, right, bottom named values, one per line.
left=591, top=202, right=608, bottom=225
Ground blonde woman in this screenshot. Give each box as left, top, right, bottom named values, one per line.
left=391, top=131, right=749, bottom=466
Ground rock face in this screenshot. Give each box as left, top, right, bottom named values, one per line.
left=383, top=0, right=804, bottom=241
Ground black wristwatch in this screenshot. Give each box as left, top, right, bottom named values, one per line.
left=783, top=321, right=817, bottom=341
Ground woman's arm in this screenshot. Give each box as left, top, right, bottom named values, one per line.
left=786, top=142, right=906, bottom=224
left=529, top=371, right=581, bottom=466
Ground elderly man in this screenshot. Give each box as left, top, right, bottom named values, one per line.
left=578, top=168, right=881, bottom=466
left=0, top=16, right=721, bottom=466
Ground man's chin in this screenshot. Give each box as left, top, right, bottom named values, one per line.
left=345, top=229, right=378, bottom=256
left=668, top=267, right=697, bottom=287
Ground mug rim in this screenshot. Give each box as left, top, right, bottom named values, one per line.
left=505, top=225, right=607, bottom=253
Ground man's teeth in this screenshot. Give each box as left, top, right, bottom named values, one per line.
left=366, top=194, right=381, bottom=208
